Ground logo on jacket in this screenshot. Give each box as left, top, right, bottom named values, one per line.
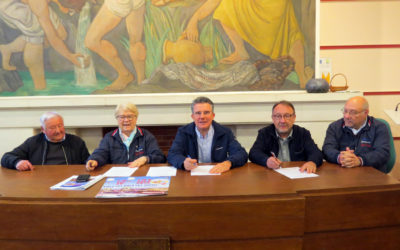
left=360, top=139, right=372, bottom=148
left=135, top=146, right=144, bottom=156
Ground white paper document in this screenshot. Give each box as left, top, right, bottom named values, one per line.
left=191, top=165, right=221, bottom=176
left=274, top=167, right=318, bottom=179
left=146, top=166, right=177, bottom=177
left=103, top=167, right=138, bottom=177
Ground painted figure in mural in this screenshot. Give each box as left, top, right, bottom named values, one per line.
left=181, top=0, right=314, bottom=88
left=84, top=0, right=146, bottom=91
left=0, top=0, right=87, bottom=90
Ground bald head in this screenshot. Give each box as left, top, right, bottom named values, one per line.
left=343, top=96, right=369, bottom=129
left=346, top=96, right=369, bottom=111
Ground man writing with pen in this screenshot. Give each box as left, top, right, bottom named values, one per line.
left=249, top=100, right=323, bottom=173
left=167, top=96, right=248, bottom=173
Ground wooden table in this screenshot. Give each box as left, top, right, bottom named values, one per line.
left=1, top=162, right=400, bottom=250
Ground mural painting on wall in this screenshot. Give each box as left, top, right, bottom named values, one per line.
left=0, top=0, right=315, bottom=96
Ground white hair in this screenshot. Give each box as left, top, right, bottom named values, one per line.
left=40, top=111, right=63, bottom=128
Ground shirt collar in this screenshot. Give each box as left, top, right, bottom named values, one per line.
left=348, top=118, right=367, bottom=135
left=119, top=127, right=137, bottom=142
left=195, top=125, right=214, bottom=139
left=275, top=128, right=293, bottom=140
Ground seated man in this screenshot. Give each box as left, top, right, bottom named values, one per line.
left=249, top=100, right=322, bottom=173
left=323, top=96, right=390, bottom=173
left=1, top=112, right=89, bottom=171
left=167, top=96, right=248, bottom=173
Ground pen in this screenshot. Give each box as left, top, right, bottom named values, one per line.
left=270, top=151, right=281, bottom=168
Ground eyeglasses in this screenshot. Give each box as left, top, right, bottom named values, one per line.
left=116, top=115, right=136, bottom=121
left=341, top=108, right=364, bottom=116
left=272, top=113, right=294, bottom=120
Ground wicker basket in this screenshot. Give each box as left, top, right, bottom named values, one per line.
left=329, top=73, right=348, bottom=92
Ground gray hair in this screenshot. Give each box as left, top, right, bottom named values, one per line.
left=114, top=103, right=139, bottom=118
left=191, top=96, right=214, bottom=113
left=272, top=100, right=296, bottom=114
left=40, top=111, right=63, bottom=128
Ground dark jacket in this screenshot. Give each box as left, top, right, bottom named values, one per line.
left=167, top=121, right=248, bottom=170
left=322, top=116, right=390, bottom=173
left=1, top=133, right=89, bottom=169
left=249, top=124, right=323, bottom=167
left=88, top=127, right=166, bottom=167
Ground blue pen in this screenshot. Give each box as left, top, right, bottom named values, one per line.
left=187, top=155, right=197, bottom=166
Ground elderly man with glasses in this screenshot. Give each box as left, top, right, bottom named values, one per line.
left=249, top=100, right=323, bottom=173
left=86, top=103, right=165, bottom=171
left=322, top=96, right=390, bottom=173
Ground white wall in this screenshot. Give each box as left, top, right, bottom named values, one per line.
left=0, top=91, right=360, bottom=157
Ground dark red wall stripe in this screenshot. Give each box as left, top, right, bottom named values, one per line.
left=363, top=92, right=400, bottom=96
left=321, top=44, right=400, bottom=50
left=321, top=0, right=399, bottom=2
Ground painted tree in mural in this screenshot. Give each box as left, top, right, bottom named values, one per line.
left=0, top=0, right=315, bottom=96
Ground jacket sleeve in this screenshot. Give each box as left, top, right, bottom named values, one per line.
left=358, top=122, right=390, bottom=169
left=87, top=136, right=111, bottom=167
left=322, top=123, right=340, bottom=164
left=167, top=129, right=188, bottom=170
left=145, top=132, right=166, bottom=164
left=249, top=131, right=269, bottom=167
left=303, top=129, right=323, bottom=167
left=226, top=131, right=248, bottom=168
left=1, top=138, right=31, bottom=169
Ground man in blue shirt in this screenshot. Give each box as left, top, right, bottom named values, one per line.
left=167, top=96, right=248, bottom=173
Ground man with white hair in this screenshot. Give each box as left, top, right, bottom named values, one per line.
left=1, top=111, right=89, bottom=171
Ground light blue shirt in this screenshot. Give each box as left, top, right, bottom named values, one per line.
left=119, top=127, right=137, bottom=157
left=195, top=125, right=214, bottom=163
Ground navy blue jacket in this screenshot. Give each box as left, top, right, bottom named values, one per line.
left=322, top=116, right=390, bottom=173
left=1, top=133, right=89, bottom=169
left=249, top=124, right=323, bottom=167
left=167, top=121, right=248, bottom=170
left=88, top=127, right=166, bottom=167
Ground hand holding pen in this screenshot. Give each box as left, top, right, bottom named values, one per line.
left=184, top=155, right=198, bottom=171
left=267, top=151, right=282, bottom=169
